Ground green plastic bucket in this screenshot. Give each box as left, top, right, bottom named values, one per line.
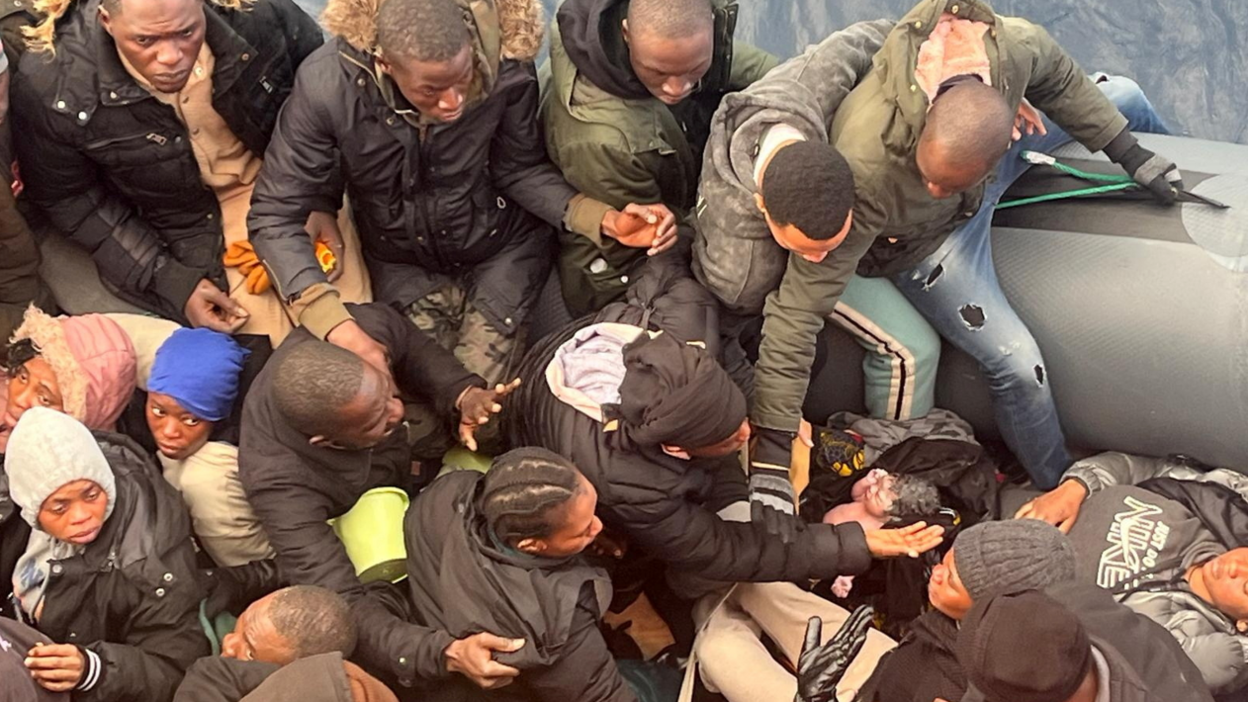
left=330, top=487, right=410, bottom=584
left=441, top=447, right=493, bottom=475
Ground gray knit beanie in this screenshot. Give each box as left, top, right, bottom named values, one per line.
left=953, top=520, right=1076, bottom=601
left=4, top=407, right=116, bottom=528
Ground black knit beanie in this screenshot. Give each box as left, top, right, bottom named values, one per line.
left=957, top=590, right=1092, bottom=702
left=953, top=520, right=1076, bottom=601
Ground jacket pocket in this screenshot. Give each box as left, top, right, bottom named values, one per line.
left=82, top=131, right=179, bottom=170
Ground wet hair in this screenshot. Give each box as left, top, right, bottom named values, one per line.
left=267, top=586, right=358, bottom=659
left=5, top=338, right=40, bottom=376
left=886, top=474, right=942, bottom=520
left=272, top=342, right=366, bottom=437
left=626, top=0, right=714, bottom=40
left=481, top=448, right=583, bottom=543
left=761, top=141, right=856, bottom=240
left=921, top=79, right=1014, bottom=176
left=377, top=0, right=471, bottom=63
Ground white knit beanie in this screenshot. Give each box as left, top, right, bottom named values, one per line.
left=4, top=407, right=116, bottom=528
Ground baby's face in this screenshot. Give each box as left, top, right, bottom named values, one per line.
left=865, top=476, right=897, bottom=518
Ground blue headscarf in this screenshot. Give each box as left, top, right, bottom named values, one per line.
left=149, top=328, right=250, bottom=422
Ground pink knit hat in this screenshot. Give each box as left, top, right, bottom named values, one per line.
left=10, top=307, right=138, bottom=430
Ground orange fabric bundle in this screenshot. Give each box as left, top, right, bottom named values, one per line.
left=223, top=241, right=271, bottom=295
left=225, top=241, right=337, bottom=295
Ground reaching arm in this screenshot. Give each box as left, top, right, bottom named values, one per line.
left=352, top=583, right=457, bottom=687
left=249, top=52, right=347, bottom=327
left=489, top=62, right=610, bottom=240
left=750, top=214, right=878, bottom=434
left=348, top=303, right=485, bottom=416
left=607, top=481, right=872, bottom=583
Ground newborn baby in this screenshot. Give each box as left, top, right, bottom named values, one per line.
left=824, top=469, right=941, bottom=597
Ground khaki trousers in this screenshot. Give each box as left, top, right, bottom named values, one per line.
left=694, top=582, right=896, bottom=702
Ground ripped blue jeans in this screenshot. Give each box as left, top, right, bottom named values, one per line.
left=891, top=75, right=1168, bottom=489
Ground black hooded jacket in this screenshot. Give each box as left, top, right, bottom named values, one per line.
left=1, top=433, right=209, bottom=702
left=11, top=0, right=322, bottom=322
left=357, top=470, right=634, bottom=701
left=503, top=261, right=871, bottom=583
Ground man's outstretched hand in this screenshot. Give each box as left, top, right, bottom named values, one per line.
left=444, top=633, right=525, bottom=689
left=864, top=522, right=945, bottom=559
left=1012, top=98, right=1048, bottom=141
left=601, top=203, right=678, bottom=256
left=795, top=606, right=875, bottom=702
left=457, top=379, right=522, bottom=451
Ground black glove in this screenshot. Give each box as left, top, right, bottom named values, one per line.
left=202, top=559, right=284, bottom=618
left=795, top=606, right=875, bottom=702
left=1104, top=128, right=1182, bottom=205
left=749, top=427, right=803, bottom=543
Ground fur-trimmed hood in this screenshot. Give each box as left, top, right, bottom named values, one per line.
left=8, top=306, right=137, bottom=431
left=322, top=0, right=543, bottom=63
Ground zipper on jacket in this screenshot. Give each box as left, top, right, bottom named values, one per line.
left=83, top=131, right=169, bottom=151
left=413, top=124, right=446, bottom=269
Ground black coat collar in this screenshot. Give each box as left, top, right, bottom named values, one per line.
left=48, top=0, right=259, bottom=125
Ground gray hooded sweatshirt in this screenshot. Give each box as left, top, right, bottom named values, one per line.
left=1063, top=453, right=1248, bottom=693
left=692, top=19, right=892, bottom=317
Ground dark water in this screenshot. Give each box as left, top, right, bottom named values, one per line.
left=291, top=0, right=1247, bottom=144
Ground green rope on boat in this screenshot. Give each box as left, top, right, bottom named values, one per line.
left=997, top=150, right=1142, bottom=210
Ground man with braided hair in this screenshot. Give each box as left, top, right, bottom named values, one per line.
left=355, top=448, right=640, bottom=700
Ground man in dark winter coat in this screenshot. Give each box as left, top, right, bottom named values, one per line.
left=505, top=264, right=942, bottom=590
left=952, top=588, right=1211, bottom=702
left=249, top=0, right=668, bottom=391
left=1, top=409, right=208, bottom=702
left=174, top=585, right=399, bottom=702
left=11, top=0, right=325, bottom=331
left=542, top=0, right=777, bottom=314
left=237, top=302, right=524, bottom=692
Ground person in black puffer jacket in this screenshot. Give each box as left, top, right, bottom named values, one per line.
left=249, top=0, right=669, bottom=394
left=366, top=448, right=636, bottom=701
left=504, top=259, right=941, bottom=590
left=1, top=408, right=208, bottom=702
left=12, top=0, right=325, bottom=329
